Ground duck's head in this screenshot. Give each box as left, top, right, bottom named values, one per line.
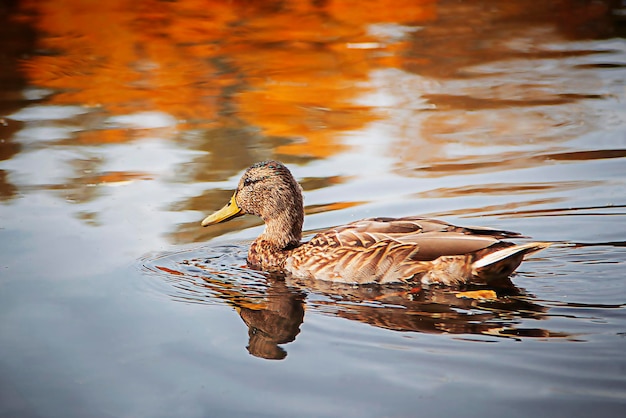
left=201, top=161, right=304, bottom=247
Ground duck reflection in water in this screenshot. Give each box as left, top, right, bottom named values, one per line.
left=236, top=277, right=305, bottom=360
left=156, top=258, right=565, bottom=360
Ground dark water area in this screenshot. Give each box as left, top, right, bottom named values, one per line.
left=1, top=0, right=626, bottom=417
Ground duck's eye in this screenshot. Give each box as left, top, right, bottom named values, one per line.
left=244, top=177, right=261, bottom=187
left=243, top=176, right=268, bottom=187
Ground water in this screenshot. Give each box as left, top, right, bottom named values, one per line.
left=1, top=0, right=626, bottom=417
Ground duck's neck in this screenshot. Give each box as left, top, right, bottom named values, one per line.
left=259, top=211, right=302, bottom=249
left=262, top=210, right=302, bottom=249
left=247, top=209, right=302, bottom=271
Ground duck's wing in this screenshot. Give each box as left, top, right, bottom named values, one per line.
left=319, top=216, right=520, bottom=260
left=286, top=217, right=520, bottom=284
left=353, top=216, right=523, bottom=240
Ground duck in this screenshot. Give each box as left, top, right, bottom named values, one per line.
left=201, top=160, right=550, bottom=286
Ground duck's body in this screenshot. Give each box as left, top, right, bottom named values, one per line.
left=202, top=161, right=549, bottom=286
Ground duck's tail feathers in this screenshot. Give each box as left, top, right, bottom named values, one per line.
left=471, top=242, right=552, bottom=279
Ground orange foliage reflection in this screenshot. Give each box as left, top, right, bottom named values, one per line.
left=230, top=0, right=436, bottom=157
left=16, top=0, right=436, bottom=154
left=17, top=0, right=226, bottom=123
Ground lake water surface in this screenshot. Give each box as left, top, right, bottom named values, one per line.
left=1, top=1, right=625, bottom=417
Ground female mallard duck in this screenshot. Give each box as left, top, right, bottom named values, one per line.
left=201, top=161, right=550, bottom=286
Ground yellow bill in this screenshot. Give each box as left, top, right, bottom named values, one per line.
left=201, top=194, right=243, bottom=226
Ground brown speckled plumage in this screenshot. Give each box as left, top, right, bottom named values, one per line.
left=201, top=161, right=550, bottom=286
